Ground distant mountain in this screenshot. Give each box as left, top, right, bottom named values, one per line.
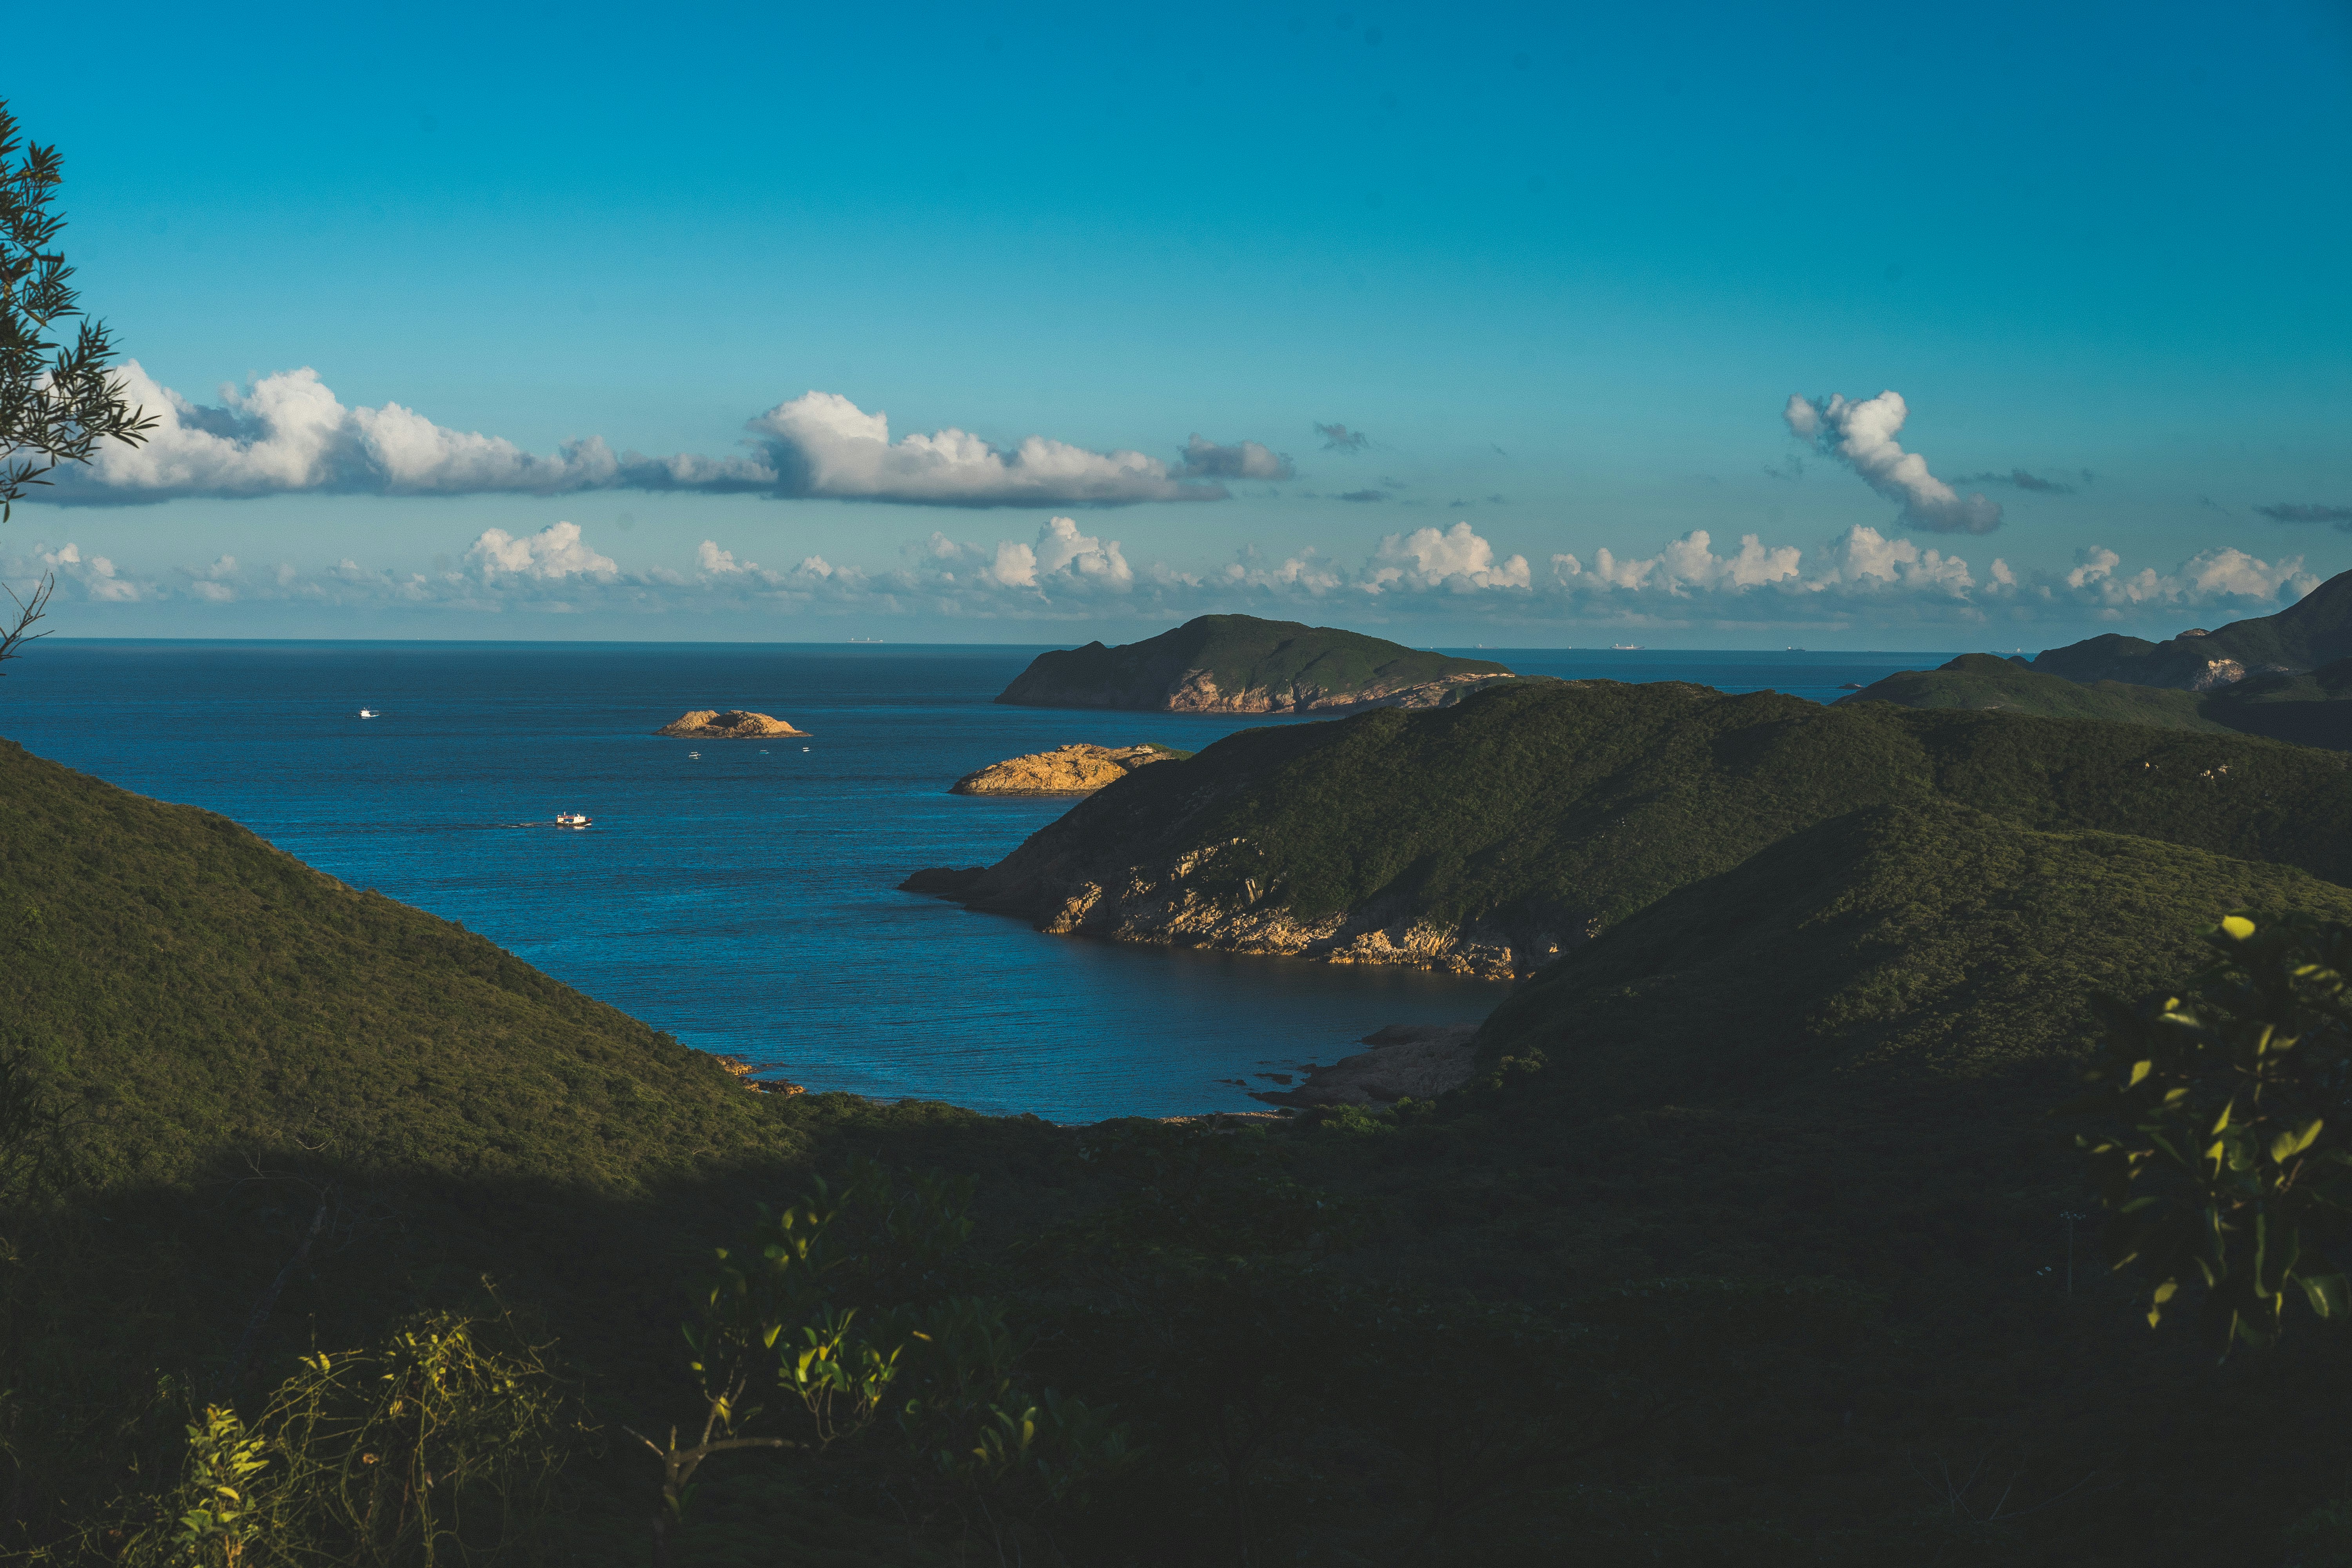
left=2029, top=566, right=2352, bottom=689
left=1843, top=651, right=2352, bottom=751
left=995, top=613, right=1519, bottom=713
left=1837, top=654, right=2229, bottom=730
left=915, top=678, right=2352, bottom=978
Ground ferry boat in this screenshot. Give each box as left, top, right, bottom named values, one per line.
left=555, top=813, right=592, bottom=828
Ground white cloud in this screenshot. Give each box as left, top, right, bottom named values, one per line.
left=1552, top=529, right=1802, bottom=595
left=466, top=521, right=617, bottom=582
left=45, top=367, right=1266, bottom=510
left=1784, top=390, right=2002, bottom=535
left=1367, top=522, right=1531, bottom=593
left=2051, top=544, right=2316, bottom=610
left=61, top=363, right=624, bottom=503
left=742, top=392, right=1222, bottom=508
left=14, top=511, right=2325, bottom=639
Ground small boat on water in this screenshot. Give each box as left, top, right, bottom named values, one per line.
left=688, top=751, right=701, bottom=760
left=357, top=709, right=377, bottom=718
left=555, top=812, right=592, bottom=828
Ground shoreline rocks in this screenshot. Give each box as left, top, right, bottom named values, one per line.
left=949, top=743, right=1187, bottom=796
left=656, top=709, right=807, bottom=739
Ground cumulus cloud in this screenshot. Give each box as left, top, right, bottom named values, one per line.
left=466, top=522, right=617, bottom=582
left=1783, top=390, right=2002, bottom=534
left=2257, top=503, right=2352, bottom=528
left=59, top=363, right=627, bottom=503
left=1316, top=422, right=1370, bottom=452
left=15, top=507, right=2323, bottom=638
left=739, top=392, right=1221, bottom=507
left=1367, top=523, right=1531, bottom=593
left=44, top=367, right=1263, bottom=510
left=1178, top=436, right=1294, bottom=481
left=2058, top=544, right=2317, bottom=608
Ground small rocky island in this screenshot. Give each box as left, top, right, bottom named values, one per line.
left=996, top=613, right=1521, bottom=713
left=949, top=742, right=1188, bottom=796
left=655, top=709, right=807, bottom=738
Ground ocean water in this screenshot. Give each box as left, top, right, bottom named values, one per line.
left=1, top=641, right=1948, bottom=1120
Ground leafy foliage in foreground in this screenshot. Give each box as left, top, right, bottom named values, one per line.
left=2074, top=913, right=2352, bottom=1354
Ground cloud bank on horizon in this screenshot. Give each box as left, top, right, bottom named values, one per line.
left=1784, top=390, right=2003, bottom=535
left=13, top=514, right=2317, bottom=635
left=49, top=365, right=1278, bottom=509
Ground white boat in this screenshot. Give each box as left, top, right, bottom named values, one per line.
left=688, top=751, right=701, bottom=760
left=357, top=709, right=377, bottom=718
left=555, top=812, right=592, bottom=827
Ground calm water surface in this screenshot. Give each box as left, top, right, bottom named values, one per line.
left=2, top=642, right=1949, bottom=1119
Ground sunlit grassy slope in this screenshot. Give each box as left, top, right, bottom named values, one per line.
left=0, top=736, right=782, bottom=1191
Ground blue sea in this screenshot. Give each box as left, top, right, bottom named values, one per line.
left=1, top=642, right=1949, bottom=1120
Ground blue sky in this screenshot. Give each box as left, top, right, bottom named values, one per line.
left=7, top=0, right=2348, bottom=647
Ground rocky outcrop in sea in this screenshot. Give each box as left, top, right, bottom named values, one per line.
left=949, top=743, right=1184, bottom=796
left=655, top=709, right=807, bottom=738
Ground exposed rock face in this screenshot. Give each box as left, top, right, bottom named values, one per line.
left=1249, top=1024, right=1481, bottom=1109
left=2189, top=659, right=2249, bottom=692
left=1151, top=669, right=1508, bottom=714
left=949, top=744, right=1183, bottom=796
left=906, top=827, right=1571, bottom=979
left=655, top=709, right=807, bottom=738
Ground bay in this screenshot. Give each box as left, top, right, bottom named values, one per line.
left=0, top=641, right=1948, bottom=1120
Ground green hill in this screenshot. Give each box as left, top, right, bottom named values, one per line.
left=0, top=737, right=778, bottom=1192
left=1844, top=652, right=2352, bottom=750
left=2029, top=566, right=2352, bottom=687
left=1835, top=653, right=2227, bottom=731
left=929, top=678, right=2352, bottom=976
left=994, top=612, right=1518, bottom=713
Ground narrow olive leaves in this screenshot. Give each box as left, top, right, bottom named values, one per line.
left=2072, top=913, right=2352, bottom=1355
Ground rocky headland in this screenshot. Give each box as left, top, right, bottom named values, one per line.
left=996, top=613, right=1521, bottom=714
left=1247, top=1024, right=1480, bottom=1109
left=655, top=709, right=807, bottom=738
left=949, top=743, right=1188, bottom=796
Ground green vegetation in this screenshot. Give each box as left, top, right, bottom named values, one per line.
left=1840, top=652, right=2352, bottom=751
left=2073, top=912, right=2352, bottom=1354
left=31, top=677, right=2352, bottom=1561
left=964, top=676, right=2352, bottom=966
left=994, top=612, right=1515, bottom=711
left=2029, top=568, right=2352, bottom=687
left=1837, top=653, right=2228, bottom=731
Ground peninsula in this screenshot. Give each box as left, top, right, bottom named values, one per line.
left=949, top=742, right=1189, bottom=796
left=994, top=613, right=1519, bottom=713
left=910, top=677, right=2352, bottom=977
left=654, top=708, right=806, bottom=738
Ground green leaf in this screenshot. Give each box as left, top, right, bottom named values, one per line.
left=2272, top=1118, right=2324, bottom=1164
left=2221, top=915, right=2257, bottom=940
left=2128, top=1059, right=2153, bottom=1087
left=2299, top=1272, right=2350, bottom=1320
